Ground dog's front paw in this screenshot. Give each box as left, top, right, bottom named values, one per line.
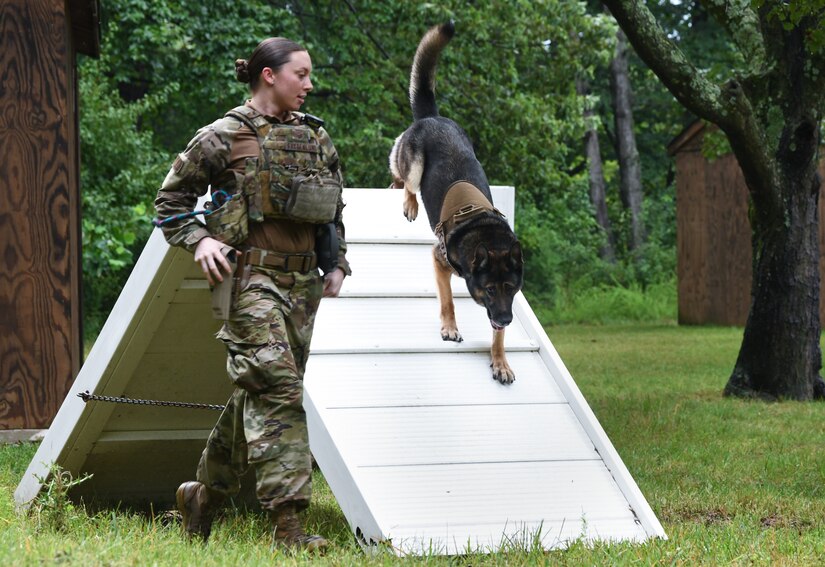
left=441, top=325, right=463, bottom=342
left=491, top=361, right=515, bottom=385
left=403, top=199, right=419, bottom=222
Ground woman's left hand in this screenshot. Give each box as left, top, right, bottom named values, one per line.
left=322, top=267, right=346, bottom=298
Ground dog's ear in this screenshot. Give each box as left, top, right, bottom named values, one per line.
left=472, top=244, right=489, bottom=270
left=509, top=241, right=523, bottom=267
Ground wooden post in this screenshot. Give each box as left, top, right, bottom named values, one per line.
left=0, top=0, right=87, bottom=429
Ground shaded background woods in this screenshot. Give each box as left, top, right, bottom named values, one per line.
left=81, top=0, right=715, bottom=336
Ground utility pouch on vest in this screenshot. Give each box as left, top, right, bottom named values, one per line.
left=205, top=191, right=248, bottom=245
left=285, top=172, right=341, bottom=224
left=244, top=157, right=264, bottom=223
left=315, top=222, right=339, bottom=275
left=211, top=247, right=238, bottom=320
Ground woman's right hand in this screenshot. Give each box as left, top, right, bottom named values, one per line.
left=194, top=236, right=235, bottom=286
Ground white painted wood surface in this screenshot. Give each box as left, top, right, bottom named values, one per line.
left=14, top=187, right=664, bottom=555
left=307, top=187, right=665, bottom=554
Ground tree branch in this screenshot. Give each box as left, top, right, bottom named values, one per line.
left=701, top=0, right=766, bottom=65
left=601, top=0, right=726, bottom=125
left=602, top=0, right=780, bottom=212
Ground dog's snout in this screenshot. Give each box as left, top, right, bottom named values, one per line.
left=490, top=313, right=512, bottom=329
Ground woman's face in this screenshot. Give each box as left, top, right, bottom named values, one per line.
left=267, top=50, right=313, bottom=113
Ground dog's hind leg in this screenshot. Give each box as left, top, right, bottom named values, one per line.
left=432, top=246, right=462, bottom=342
left=491, top=328, right=515, bottom=384
left=403, top=185, right=419, bottom=222
left=401, top=158, right=423, bottom=221
left=389, top=135, right=421, bottom=221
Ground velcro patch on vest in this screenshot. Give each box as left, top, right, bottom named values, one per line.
left=283, top=141, right=320, bottom=153
left=172, top=154, right=196, bottom=177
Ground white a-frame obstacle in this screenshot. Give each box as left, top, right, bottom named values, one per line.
left=15, top=187, right=665, bottom=555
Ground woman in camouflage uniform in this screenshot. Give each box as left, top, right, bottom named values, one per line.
left=154, top=37, right=350, bottom=552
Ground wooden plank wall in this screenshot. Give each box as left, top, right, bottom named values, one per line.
left=0, top=0, right=82, bottom=428
left=676, top=132, right=825, bottom=326
left=675, top=138, right=712, bottom=325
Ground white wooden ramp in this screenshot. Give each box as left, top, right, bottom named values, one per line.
left=14, top=187, right=665, bottom=554
left=304, top=188, right=664, bottom=554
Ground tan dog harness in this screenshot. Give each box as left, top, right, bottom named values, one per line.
left=434, top=181, right=505, bottom=269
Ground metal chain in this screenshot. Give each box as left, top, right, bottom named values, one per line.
left=77, top=390, right=225, bottom=411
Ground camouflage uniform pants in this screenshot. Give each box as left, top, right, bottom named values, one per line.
left=196, top=267, right=323, bottom=511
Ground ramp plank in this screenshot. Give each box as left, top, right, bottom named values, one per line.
left=314, top=404, right=597, bottom=466
left=357, top=461, right=648, bottom=554
left=337, top=243, right=468, bottom=297
left=305, top=352, right=566, bottom=407
left=310, top=297, right=535, bottom=353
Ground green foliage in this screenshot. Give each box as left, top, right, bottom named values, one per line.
left=80, top=0, right=690, bottom=334
left=83, top=0, right=619, bottom=319
left=30, top=463, right=93, bottom=533
left=544, top=279, right=676, bottom=324
left=99, top=0, right=294, bottom=150
left=583, top=1, right=741, bottom=285
left=701, top=124, right=733, bottom=160
left=754, top=0, right=825, bottom=53
left=297, top=0, right=626, bottom=308
left=78, top=56, right=174, bottom=337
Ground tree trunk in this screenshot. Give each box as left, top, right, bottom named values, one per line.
left=577, top=76, right=616, bottom=262
left=608, top=29, right=645, bottom=251
left=724, top=121, right=825, bottom=400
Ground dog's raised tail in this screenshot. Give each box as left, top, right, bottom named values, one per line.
left=409, top=21, right=455, bottom=121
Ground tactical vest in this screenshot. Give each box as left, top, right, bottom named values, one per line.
left=225, top=105, right=342, bottom=224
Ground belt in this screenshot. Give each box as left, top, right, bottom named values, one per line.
left=243, top=247, right=317, bottom=273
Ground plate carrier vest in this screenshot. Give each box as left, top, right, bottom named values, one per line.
left=225, top=105, right=342, bottom=224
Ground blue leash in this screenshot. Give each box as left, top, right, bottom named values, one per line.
left=152, top=190, right=231, bottom=228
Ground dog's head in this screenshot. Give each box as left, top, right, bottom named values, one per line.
left=465, top=240, right=524, bottom=329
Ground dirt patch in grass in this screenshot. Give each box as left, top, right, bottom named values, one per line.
left=760, top=514, right=813, bottom=531
left=664, top=506, right=732, bottom=525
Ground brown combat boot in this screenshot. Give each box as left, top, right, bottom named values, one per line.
left=175, top=481, right=225, bottom=542
left=271, top=504, right=328, bottom=553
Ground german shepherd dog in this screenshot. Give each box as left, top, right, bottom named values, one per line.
left=389, top=22, right=524, bottom=384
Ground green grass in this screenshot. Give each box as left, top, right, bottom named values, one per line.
left=550, top=324, right=825, bottom=565
left=4, top=323, right=825, bottom=565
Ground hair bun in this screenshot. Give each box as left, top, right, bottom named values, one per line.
left=235, top=59, right=250, bottom=83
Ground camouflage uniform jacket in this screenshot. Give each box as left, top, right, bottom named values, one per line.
left=154, top=106, right=350, bottom=274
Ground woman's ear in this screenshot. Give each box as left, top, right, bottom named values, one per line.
left=261, top=67, right=276, bottom=86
